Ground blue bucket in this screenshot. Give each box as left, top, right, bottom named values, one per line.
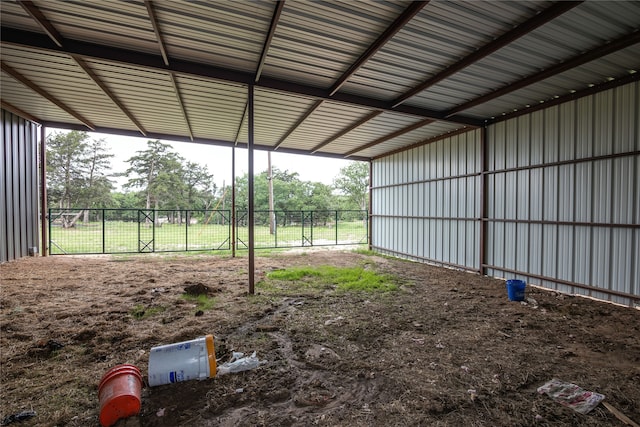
left=506, top=279, right=526, bottom=301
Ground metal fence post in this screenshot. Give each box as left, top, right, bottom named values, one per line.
left=102, top=209, right=106, bottom=254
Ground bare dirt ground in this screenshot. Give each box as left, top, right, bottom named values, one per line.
left=1, top=249, right=639, bottom=427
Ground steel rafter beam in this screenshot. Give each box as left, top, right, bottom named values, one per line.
left=169, top=72, right=194, bottom=141
left=343, top=117, right=435, bottom=157
left=391, top=1, right=583, bottom=108
left=143, top=2, right=193, bottom=140
left=0, top=27, right=483, bottom=127
left=234, top=103, right=248, bottom=145
left=310, top=111, right=383, bottom=154
left=1, top=61, right=95, bottom=129
left=144, top=0, right=170, bottom=66
left=72, top=55, right=148, bottom=136
left=329, top=1, right=428, bottom=96
left=445, top=30, right=640, bottom=117
left=255, top=0, right=285, bottom=82
left=274, top=99, right=323, bottom=150
left=1, top=100, right=41, bottom=123
left=17, top=0, right=64, bottom=47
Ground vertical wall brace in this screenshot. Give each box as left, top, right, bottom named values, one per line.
left=368, top=160, right=373, bottom=250
left=479, top=126, right=487, bottom=275
left=40, top=125, right=47, bottom=256
left=248, top=85, right=255, bottom=295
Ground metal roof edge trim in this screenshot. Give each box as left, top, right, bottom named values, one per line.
left=486, top=72, right=640, bottom=125
left=40, top=121, right=370, bottom=162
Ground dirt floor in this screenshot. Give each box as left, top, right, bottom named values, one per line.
left=1, top=249, right=639, bottom=427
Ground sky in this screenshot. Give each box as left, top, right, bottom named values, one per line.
left=48, top=129, right=358, bottom=191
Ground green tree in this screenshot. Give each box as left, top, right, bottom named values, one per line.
left=181, top=161, right=217, bottom=210
left=122, top=140, right=184, bottom=212
left=333, top=162, right=369, bottom=210
left=46, top=131, right=114, bottom=226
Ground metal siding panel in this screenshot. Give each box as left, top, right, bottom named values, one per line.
left=573, top=226, right=591, bottom=288
left=529, top=169, right=543, bottom=221
left=542, top=224, right=558, bottom=289
left=576, top=96, right=594, bottom=159
left=516, top=223, right=529, bottom=274
left=558, top=225, right=573, bottom=281
left=505, top=171, right=516, bottom=220
left=0, top=111, right=7, bottom=262
left=611, top=229, right=632, bottom=299
left=594, top=90, right=614, bottom=156
left=529, top=224, right=542, bottom=276
left=613, top=84, right=636, bottom=153
left=530, top=111, right=544, bottom=165
left=543, top=166, right=558, bottom=221
left=505, top=222, right=516, bottom=271
left=612, top=157, right=633, bottom=224
left=635, top=230, right=640, bottom=302
left=558, top=165, right=574, bottom=222
left=559, top=103, right=576, bottom=161
left=592, top=160, right=612, bottom=223
left=575, top=163, right=592, bottom=223
left=517, top=171, right=529, bottom=220
left=636, top=155, right=640, bottom=225
left=544, top=107, right=559, bottom=163
left=591, top=228, right=610, bottom=295
left=495, top=173, right=505, bottom=220
left=505, top=120, right=517, bottom=169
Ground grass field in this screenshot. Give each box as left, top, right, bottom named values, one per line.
left=48, top=220, right=368, bottom=254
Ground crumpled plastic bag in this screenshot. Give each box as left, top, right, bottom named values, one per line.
left=217, top=351, right=266, bottom=376
left=537, top=378, right=605, bottom=414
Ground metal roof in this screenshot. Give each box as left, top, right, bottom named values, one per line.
left=1, top=0, right=639, bottom=160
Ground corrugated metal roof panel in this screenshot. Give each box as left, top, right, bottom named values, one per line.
left=1, top=73, right=79, bottom=125
left=279, top=102, right=376, bottom=151
left=83, top=59, right=188, bottom=134
left=355, top=122, right=464, bottom=158
left=36, top=0, right=160, bottom=54
left=0, top=1, right=44, bottom=33
left=152, top=1, right=274, bottom=72
left=174, top=75, right=248, bottom=141
left=235, top=89, right=322, bottom=146
left=262, top=0, right=404, bottom=88
left=463, top=45, right=640, bottom=119
left=1, top=0, right=638, bottom=160
left=340, top=0, right=550, bottom=100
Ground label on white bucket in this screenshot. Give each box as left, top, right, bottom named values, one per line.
left=148, top=335, right=216, bottom=387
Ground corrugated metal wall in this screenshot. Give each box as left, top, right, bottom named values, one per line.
left=1, top=109, right=40, bottom=263
left=371, top=129, right=482, bottom=270
left=372, top=81, right=639, bottom=306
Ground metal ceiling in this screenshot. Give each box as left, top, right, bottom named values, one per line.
left=1, top=0, right=639, bottom=160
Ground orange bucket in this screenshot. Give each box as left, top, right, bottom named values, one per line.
left=98, top=364, right=143, bottom=427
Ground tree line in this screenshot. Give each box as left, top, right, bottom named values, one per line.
left=46, top=131, right=368, bottom=227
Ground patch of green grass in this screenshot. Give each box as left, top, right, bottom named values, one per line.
left=131, top=304, right=165, bottom=319
left=181, top=294, right=216, bottom=311
left=265, top=265, right=397, bottom=293
left=352, top=248, right=376, bottom=256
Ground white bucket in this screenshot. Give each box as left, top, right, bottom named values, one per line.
left=148, top=334, right=216, bottom=387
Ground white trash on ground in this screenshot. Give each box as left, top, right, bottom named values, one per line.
left=217, top=351, right=266, bottom=376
